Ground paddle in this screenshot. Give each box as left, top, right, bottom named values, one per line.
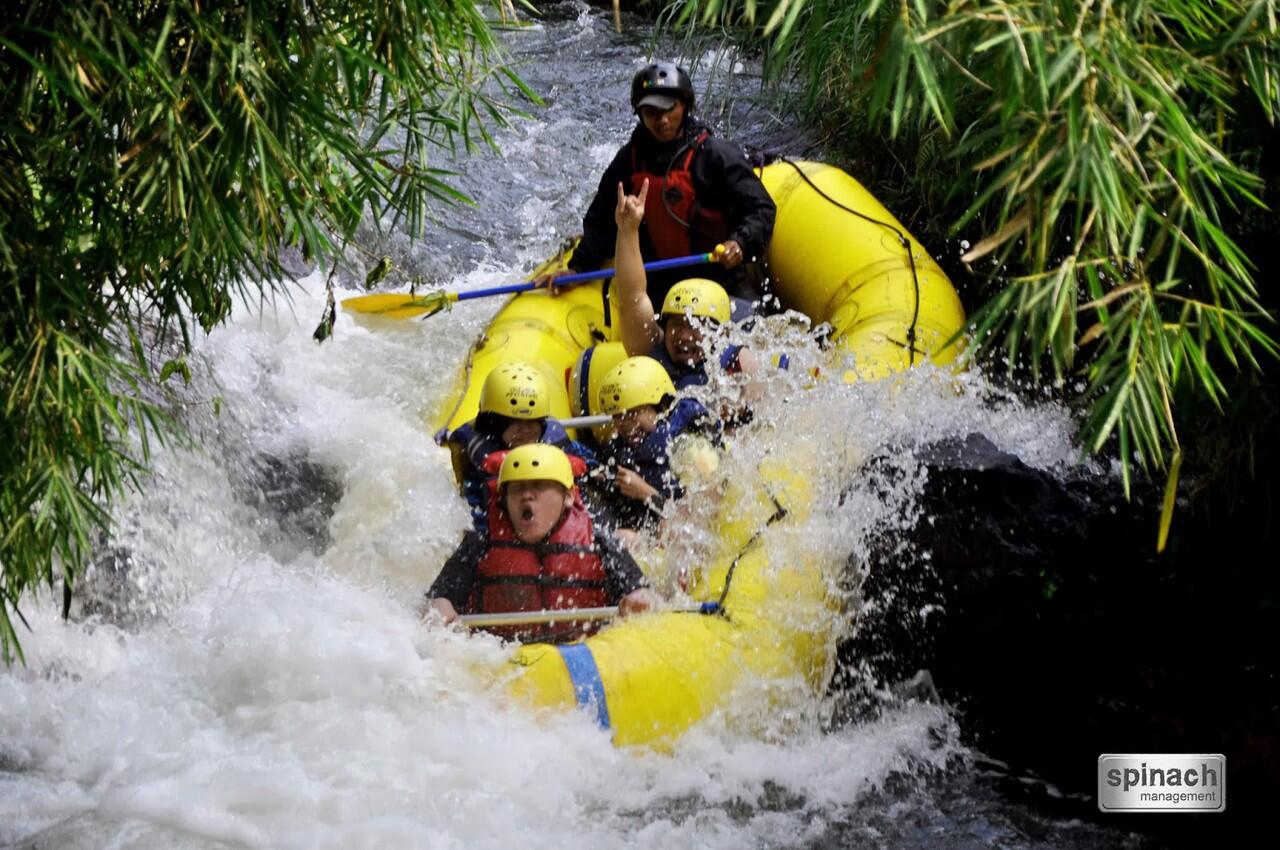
left=341, top=247, right=725, bottom=319
left=457, top=601, right=720, bottom=629
left=557, top=414, right=611, bottom=429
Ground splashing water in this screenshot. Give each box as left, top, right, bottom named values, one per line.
left=1, top=4, right=1140, bottom=848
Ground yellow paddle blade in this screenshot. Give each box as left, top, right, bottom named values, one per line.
left=340, top=291, right=454, bottom=319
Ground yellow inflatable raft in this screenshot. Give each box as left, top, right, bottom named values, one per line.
left=433, top=160, right=966, bottom=747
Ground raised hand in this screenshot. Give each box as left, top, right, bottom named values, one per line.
left=614, top=179, right=649, bottom=231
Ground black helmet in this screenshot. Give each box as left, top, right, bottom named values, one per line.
left=630, top=63, right=694, bottom=113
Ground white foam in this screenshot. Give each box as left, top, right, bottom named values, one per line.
left=0, top=14, right=1097, bottom=848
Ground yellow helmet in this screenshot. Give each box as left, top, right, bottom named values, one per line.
left=569, top=341, right=629, bottom=442
left=479, top=362, right=550, bottom=420
left=661, top=278, right=730, bottom=325
left=497, top=443, right=575, bottom=490
left=598, top=356, right=676, bottom=414
left=569, top=342, right=628, bottom=417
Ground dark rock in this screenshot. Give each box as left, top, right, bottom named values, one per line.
left=73, top=545, right=157, bottom=630
left=838, top=433, right=1280, bottom=840
left=240, top=451, right=343, bottom=554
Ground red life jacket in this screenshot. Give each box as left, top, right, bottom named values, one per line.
left=469, top=486, right=608, bottom=643
left=631, top=131, right=731, bottom=259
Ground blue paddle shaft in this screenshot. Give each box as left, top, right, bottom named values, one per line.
left=453, top=251, right=719, bottom=303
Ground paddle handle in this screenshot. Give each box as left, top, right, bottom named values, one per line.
left=456, top=601, right=720, bottom=629
left=557, top=414, right=611, bottom=429
left=453, top=248, right=723, bottom=303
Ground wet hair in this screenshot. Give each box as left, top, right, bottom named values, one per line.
left=627, top=395, right=675, bottom=417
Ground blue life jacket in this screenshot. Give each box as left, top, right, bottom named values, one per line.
left=649, top=343, right=744, bottom=390
left=594, top=397, right=711, bottom=530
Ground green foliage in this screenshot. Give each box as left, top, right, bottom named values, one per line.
left=0, top=0, right=533, bottom=663
left=675, top=1, right=1280, bottom=496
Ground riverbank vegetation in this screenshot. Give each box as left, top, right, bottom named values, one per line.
left=0, top=1, right=533, bottom=663
left=672, top=0, right=1279, bottom=542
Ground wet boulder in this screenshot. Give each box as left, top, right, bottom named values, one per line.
left=840, top=433, right=1280, bottom=829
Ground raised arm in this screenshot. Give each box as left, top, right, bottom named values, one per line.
left=614, top=180, right=663, bottom=356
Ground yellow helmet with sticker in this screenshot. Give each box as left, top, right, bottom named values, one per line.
left=479, top=362, right=550, bottom=419
left=497, top=443, right=574, bottom=490
left=598, top=356, right=676, bottom=414
left=661, top=278, right=730, bottom=325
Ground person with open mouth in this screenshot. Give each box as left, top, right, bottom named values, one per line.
left=423, top=443, right=656, bottom=643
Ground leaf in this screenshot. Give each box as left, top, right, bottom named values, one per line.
left=960, top=205, right=1031, bottom=263
left=1078, top=321, right=1106, bottom=347
left=158, top=358, right=187, bottom=384
left=365, top=256, right=394, bottom=289
left=313, top=285, right=337, bottom=344
left=1157, top=448, right=1183, bottom=553
left=1078, top=281, right=1145, bottom=313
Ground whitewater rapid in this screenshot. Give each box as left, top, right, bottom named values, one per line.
left=1, top=4, right=1109, bottom=848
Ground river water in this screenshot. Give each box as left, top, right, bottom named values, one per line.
left=2, top=3, right=1155, bottom=848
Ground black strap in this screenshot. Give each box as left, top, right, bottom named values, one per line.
left=660, top=133, right=706, bottom=229
left=474, top=574, right=539, bottom=587
left=476, top=574, right=606, bottom=590
left=535, top=542, right=596, bottom=557
left=777, top=157, right=924, bottom=365
left=715, top=493, right=789, bottom=614
left=479, top=541, right=605, bottom=590
left=680, top=131, right=711, bottom=240
left=689, top=198, right=703, bottom=251
left=486, top=540, right=596, bottom=558
left=486, top=540, right=535, bottom=555
left=576, top=345, right=596, bottom=413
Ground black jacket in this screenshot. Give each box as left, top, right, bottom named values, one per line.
left=569, top=118, right=775, bottom=296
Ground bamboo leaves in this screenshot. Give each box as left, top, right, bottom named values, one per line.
left=0, top=0, right=534, bottom=663
left=678, top=0, right=1278, bottom=517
